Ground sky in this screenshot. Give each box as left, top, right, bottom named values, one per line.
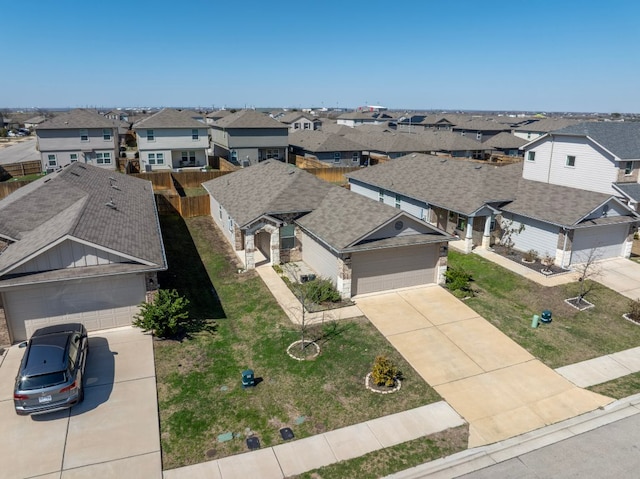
left=2, top=0, right=639, bottom=112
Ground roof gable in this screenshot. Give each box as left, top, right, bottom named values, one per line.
left=36, top=109, right=117, bottom=130
left=133, top=108, right=207, bottom=129
left=212, top=110, right=288, bottom=129
left=552, top=122, right=640, bottom=160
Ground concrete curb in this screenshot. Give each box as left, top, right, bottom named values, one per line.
left=385, top=393, right=640, bottom=479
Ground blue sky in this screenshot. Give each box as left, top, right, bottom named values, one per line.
left=3, top=0, right=639, bottom=112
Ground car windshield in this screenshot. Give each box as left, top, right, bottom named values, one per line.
left=19, top=371, right=66, bottom=390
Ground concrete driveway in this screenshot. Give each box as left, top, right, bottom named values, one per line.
left=0, top=326, right=161, bottom=479
left=594, top=258, right=640, bottom=300
left=355, top=286, right=613, bottom=448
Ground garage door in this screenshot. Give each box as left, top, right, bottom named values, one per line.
left=351, top=244, right=438, bottom=296
left=3, top=274, right=146, bottom=342
left=571, top=224, right=628, bottom=264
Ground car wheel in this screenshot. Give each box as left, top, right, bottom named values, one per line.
left=78, top=385, right=85, bottom=404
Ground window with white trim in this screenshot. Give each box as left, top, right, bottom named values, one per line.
left=566, top=155, right=576, bottom=167
left=395, top=193, right=401, bottom=208
left=333, top=152, right=341, bottom=163
left=146, top=129, right=154, bottom=141
left=95, top=152, right=112, bottom=164
left=79, top=129, right=88, bottom=141
left=303, top=122, right=311, bottom=130
left=70, top=153, right=78, bottom=162
left=181, top=151, right=196, bottom=163
left=231, top=150, right=238, bottom=162
left=378, top=189, right=384, bottom=202
left=156, top=153, right=164, bottom=165
left=148, top=153, right=156, bottom=164
left=103, top=129, right=112, bottom=140
left=47, top=154, right=57, bottom=166
left=527, top=151, right=535, bottom=162
left=192, top=129, right=199, bottom=140
left=352, top=152, right=360, bottom=162
left=625, top=161, right=633, bottom=175
left=228, top=215, right=233, bottom=232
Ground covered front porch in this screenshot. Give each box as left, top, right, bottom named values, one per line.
left=430, top=205, right=497, bottom=253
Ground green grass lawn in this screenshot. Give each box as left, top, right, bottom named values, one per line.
left=155, top=215, right=442, bottom=469
left=448, top=250, right=640, bottom=369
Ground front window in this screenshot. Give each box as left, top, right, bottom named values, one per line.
left=266, top=149, right=280, bottom=160
left=146, top=129, right=154, bottom=141
left=625, top=161, right=633, bottom=175
left=79, top=129, right=88, bottom=141
left=395, top=193, right=401, bottom=209
left=148, top=153, right=156, bottom=165
left=70, top=153, right=78, bottom=163
left=182, top=151, right=196, bottom=163
left=48, top=154, right=57, bottom=166
left=95, top=152, right=112, bottom=164
left=103, top=129, right=112, bottom=141
left=333, top=152, right=341, bottom=163
left=280, top=224, right=295, bottom=249
left=294, top=123, right=300, bottom=130
left=352, top=152, right=360, bottom=163
left=192, top=129, right=199, bottom=140
left=527, top=151, right=536, bottom=162
left=303, top=122, right=311, bottom=130
left=457, top=215, right=467, bottom=230
left=566, top=155, right=576, bottom=167
left=156, top=153, right=164, bottom=165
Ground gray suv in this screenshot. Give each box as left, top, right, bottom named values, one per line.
left=14, top=323, right=88, bottom=416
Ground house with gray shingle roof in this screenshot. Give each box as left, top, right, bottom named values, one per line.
left=210, top=110, right=289, bottom=166
left=277, top=112, right=321, bottom=132
left=0, top=162, right=166, bottom=342
left=202, top=160, right=453, bottom=297
left=289, top=130, right=367, bottom=166
left=133, top=108, right=210, bottom=171
left=35, top=109, right=120, bottom=172
left=482, top=132, right=527, bottom=157
left=336, top=111, right=394, bottom=128
left=347, top=153, right=638, bottom=267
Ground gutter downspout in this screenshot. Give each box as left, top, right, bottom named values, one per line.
left=547, top=133, right=554, bottom=184
left=561, top=226, right=569, bottom=268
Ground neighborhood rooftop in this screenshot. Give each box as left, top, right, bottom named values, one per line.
left=550, top=122, right=640, bottom=160
left=133, top=108, right=206, bottom=129
left=212, top=110, right=288, bottom=129
left=36, top=108, right=118, bottom=129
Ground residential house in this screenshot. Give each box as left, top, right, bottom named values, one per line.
left=202, top=160, right=453, bottom=297
left=205, top=109, right=232, bottom=125
left=336, top=111, right=395, bottom=128
left=277, top=112, right=321, bottom=132
left=521, top=122, right=640, bottom=198
left=413, top=130, right=489, bottom=159
left=210, top=110, right=289, bottom=166
left=0, top=162, right=166, bottom=342
left=482, top=132, right=527, bottom=157
left=35, top=109, right=119, bottom=171
left=23, top=115, right=47, bottom=129
left=347, top=154, right=638, bottom=267
left=343, top=130, right=431, bottom=161
left=104, top=110, right=130, bottom=122
left=134, top=108, right=210, bottom=171
left=513, top=118, right=582, bottom=141
left=289, top=130, right=366, bottom=166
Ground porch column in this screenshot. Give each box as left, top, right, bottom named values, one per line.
left=336, top=256, right=352, bottom=299
left=464, top=217, right=474, bottom=253
left=270, top=229, right=280, bottom=265
left=233, top=224, right=244, bottom=251
left=482, top=215, right=492, bottom=249
left=244, top=232, right=255, bottom=270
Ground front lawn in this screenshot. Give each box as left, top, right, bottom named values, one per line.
left=448, top=251, right=640, bottom=368
left=155, top=215, right=441, bottom=469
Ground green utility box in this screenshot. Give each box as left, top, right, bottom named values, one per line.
left=541, top=310, right=552, bottom=324
left=242, top=369, right=255, bottom=388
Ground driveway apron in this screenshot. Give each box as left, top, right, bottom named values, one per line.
left=355, top=286, right=613, bottom=447
left=594, top=258, right=640, bottom=300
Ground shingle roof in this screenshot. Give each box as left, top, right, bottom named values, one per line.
left=413, top=130, right=489, bottom=152
left=482, top=132, right=528, bottom=149
left=344, top=131, right=429, bottom=154
left=551, top=122, right=640, bottom=160
left=212, top=110, right=288, bottom=129
left=514, top=118, right=582, bottom=133
left=133, top=108, right=207, bottom=129
left=202, top=160, right=333, bottom=227
left=614, top=182, right=640, bottom=202
left=277, top=112, right=316, bottom=124
left=0, top=163, right=166, bottom=279
left=36, top=109, right=118, bottom=129
left=347, top=154, right=521, bottom=215
left=290, top=131, right=366, bottom=153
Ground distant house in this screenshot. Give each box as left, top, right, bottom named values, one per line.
left=24, top=115, right=47, bottom=129
left=35, top=109, right=119, bottom=171
left=343, top=130, right=431, bottom=161
left=205, top=110, right=232, bottom=125
left=203, top=160, right=453, bottom=297
left=347, top=154, right=639, bottom=267
left=277, top=112, right=321, bottom=132
left=104, top=110, right=130, bottom=122
left=336, top=111, right=394, bottom=128
left=210, top=110, right=289, bottom=166
left=413, top=130, right=489, bottom=159
left=482, top=132, right=527, bottom=157
left=513, top=118, right=583, bottom=141
left=289, top=130, right=366, bottom=166
left=133, top=108, right=210, bottom=171
left=0, top=162, right=166, bottom=343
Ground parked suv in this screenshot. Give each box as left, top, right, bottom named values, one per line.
left=13, top=323, right=88, bottom=416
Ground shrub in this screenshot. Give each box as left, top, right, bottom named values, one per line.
left=371, top=355, right=400, bottom=387
left=303, top=278, right=341, bottom=303
left=523, top=249, right=538, bottom=262
left=133, top=289, right=190, bottom=338
left=444, top=266, right=473, bottom=294
left=628, top=298, right=640, bottom=322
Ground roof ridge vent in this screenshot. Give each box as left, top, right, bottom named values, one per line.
left=109, top=177, right=120, bottom=190
left=106, top=197, right=117, bottom=209
left=474, top=165, right=482, bottom=169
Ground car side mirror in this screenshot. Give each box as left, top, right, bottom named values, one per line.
left=18, top=342, right=27, bottom=348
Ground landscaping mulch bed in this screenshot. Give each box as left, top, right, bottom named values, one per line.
left=490, top=245, right=568, bottom=276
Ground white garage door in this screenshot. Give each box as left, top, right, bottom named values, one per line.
left=351, top=244, right=438, bottom=296
left=3, top=274, right=146, bottom=342
left=571, top=224, right=628, bottom=264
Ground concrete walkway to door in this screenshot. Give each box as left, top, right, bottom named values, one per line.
left=355, top=286, right=613, bottom=448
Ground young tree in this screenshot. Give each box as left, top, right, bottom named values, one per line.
left=573, top=248, right=602, bottom=302
left=499, top=218, right=525, bottom=255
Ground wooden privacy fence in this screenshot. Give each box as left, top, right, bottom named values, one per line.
left=294, top=155, right=330, bottom=168
left=155, top=192, right=210, bottom=218
left=132, top=170, right=230, bottom=190
left=0, top=160, right=42, bottom=180
left=0, top=180, right=29, bottom=199
left=303, top=166, right=361, bottom=184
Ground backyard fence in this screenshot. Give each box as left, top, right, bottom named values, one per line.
left=0, top=180, right=29, bottom=199
left=294, top=155, right=330, bottom=169
left=0, top=160, right=42, bottom=180
left=303, top=166, right=361, bottom=184
left=155, top=192, right=210, bottom=217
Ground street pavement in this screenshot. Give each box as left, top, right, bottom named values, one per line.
left=0, top=137, right=38, bottom=165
